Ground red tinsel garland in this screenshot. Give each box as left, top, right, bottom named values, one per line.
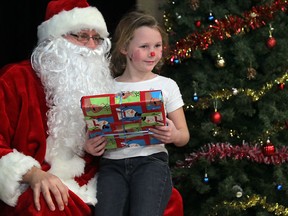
left=178, top=143, right=288, bottom=168
left=168, top=0, right=288, bottom=64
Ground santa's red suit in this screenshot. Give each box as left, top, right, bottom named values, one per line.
left=0, top=0, right=183, bottom=215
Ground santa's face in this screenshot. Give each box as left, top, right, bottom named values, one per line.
left=63, top=29, right=105, bottom=50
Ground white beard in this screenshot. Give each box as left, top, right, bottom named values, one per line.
left=31, top=38, right=114, bottom=179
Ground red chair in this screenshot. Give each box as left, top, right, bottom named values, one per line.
left=163, top=187, right=184, bottom=216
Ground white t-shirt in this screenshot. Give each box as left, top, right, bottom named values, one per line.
left=102, top=75, right=184, bottom=159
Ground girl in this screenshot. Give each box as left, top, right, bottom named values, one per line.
left=92, top=10, right=190, bottom=216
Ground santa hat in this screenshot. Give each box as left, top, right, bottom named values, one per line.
left=37, top=0, right=109, bottom=43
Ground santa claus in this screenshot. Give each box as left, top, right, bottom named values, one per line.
left=0, top=0, right=183, bottom=215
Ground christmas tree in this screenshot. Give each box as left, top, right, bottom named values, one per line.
left=160, top=0, right=288, bottom=215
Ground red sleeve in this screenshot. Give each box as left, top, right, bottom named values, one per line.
left=0, top=60, right=48, bottom=162
left=0, top=61, right=50, bottom=206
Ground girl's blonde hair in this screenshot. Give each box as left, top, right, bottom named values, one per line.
left=110, top=10, right=168, bottom=78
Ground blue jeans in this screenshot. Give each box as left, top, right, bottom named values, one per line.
left=94, top=152, right=173, bottom=216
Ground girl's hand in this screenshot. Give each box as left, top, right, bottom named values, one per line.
left=149, top=107, right=190, bottom=147
left=149, top=118, right=179, bottom=144
left=84, top=135, right=107, bottom=156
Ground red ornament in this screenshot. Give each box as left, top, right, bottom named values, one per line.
left=285, top=120, right=288, bottom=129
left=210, top=111, right=222, bottom=124
left=194, top=20, right=201, bottom=28
left=278, top=83, right=285, bottom=90
left=266, top=37, right=277, bottom=48
left=262, top=140, right=275, bottom=156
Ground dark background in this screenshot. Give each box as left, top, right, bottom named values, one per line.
left=0, top=0, right=136, bottom=68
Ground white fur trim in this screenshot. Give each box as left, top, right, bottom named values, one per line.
left=47, top=148, right=97, bottom=205
left=62, top=175, right=97, bottom=205
left=48, top=154, right=86, bottom=179
left=37, top=7, right=109, bottom=43
left=0, top=150, right=40, bottom=206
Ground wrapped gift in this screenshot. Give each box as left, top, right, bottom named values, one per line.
left=81, top=90, right=166, bottom=149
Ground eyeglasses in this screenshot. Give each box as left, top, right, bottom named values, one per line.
left=69, top=33, right=104, bottom=45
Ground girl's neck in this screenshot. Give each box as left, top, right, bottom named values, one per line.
left=116, top=71, right=157, bottom=82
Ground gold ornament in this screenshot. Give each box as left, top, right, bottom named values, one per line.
left=232, top=185, right=243, bottom=198
left=215, top=53, right=225, bottom=68
left=190, top=0, right=200, bottom=11
left=247, top=67, right=257, bottom=80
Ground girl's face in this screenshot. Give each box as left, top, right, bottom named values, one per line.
left=124, top=26, right=163, bottom=73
